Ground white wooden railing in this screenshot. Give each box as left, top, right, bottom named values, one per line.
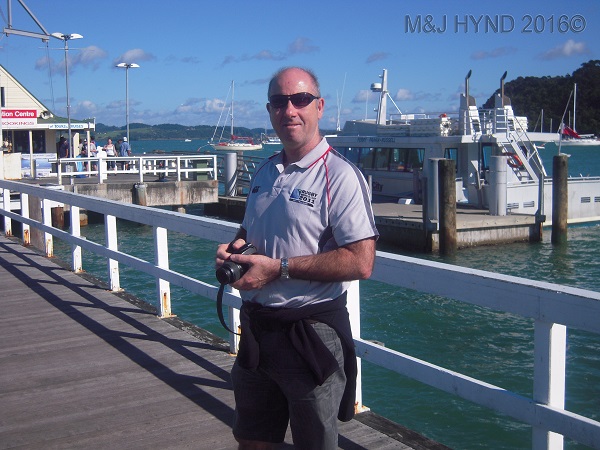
left=0, top=179, right=599, bottom=450
left=54, top=154, right=217, bottom=185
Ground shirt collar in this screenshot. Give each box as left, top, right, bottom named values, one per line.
left=274, top=137, right=329, bottom=169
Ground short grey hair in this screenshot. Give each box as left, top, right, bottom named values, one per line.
left=268, top=67, right=321, bottom=98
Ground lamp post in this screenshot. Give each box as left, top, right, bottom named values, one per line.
left=116, top=63, right=140, bottom=143
left=51, top=32, right=83, bottom=155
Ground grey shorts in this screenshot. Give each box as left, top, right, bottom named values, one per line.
left=231, top=322, right=346, bottom=450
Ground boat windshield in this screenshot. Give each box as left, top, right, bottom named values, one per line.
left=338, top=147, right=424, bottom=173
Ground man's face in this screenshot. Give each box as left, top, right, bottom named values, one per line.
left=267, top=68, right=324, bottom=154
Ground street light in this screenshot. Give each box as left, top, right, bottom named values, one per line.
left=51, top=32, right=83, bottom=154
left=116, top=62, right=140, bottom=143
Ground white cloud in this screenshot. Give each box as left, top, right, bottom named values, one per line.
left=113, top=49, right=156, bottom=65
left=539, top=39, right=589, bottom=60
left=394, top=88, right=414, bottom=101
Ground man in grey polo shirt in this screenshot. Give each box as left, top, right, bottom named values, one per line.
left=216, top=66, right=378, bottom=450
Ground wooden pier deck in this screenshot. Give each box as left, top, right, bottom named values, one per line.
left=0, top=236, right=447, bottom=450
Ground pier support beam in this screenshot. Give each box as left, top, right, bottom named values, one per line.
left=133, top=183, right=147, bottom=206
left=439, top=159, right=457, bottom=255
left=224, top=152, right=237, bottom=197
left=488, top=156, right=507, bottom=216
left=551, top=155, right=568, bottom=245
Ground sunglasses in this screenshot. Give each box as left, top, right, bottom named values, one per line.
left=269, top=92, right=320, bottom=109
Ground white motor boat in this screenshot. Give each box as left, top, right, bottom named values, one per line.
left=326, top=69, right=600, bottom=224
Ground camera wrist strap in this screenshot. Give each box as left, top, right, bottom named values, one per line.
left=217, top=283, right=241, bottom=335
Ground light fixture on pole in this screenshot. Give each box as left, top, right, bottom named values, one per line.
left=51, top=32, right=83, bottom=154
left=116, top=63, right=140, bottom=143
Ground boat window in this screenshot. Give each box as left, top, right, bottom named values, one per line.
left=390, top=148, right=424, bottom=172
left=343, top=147, right=361, bottom=166
left=374, top=148, right=391, bottom=171
left=444, top=148, right=457, bottom=161
left=360, top=148, right=375, bottom=169
left=408, top=149, right=424, bottom=172
left=480, top=144, right=493, bottom=173
left=444, top=148, right=458, bottom=172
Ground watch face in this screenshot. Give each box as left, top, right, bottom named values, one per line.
left=280, top=258, right=289, bottom=279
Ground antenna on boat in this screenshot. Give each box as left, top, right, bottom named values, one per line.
left=465, top=70, right=472, bottom=105
left=336, top=72, right=347, bottom=132
left=372, top=69, right=388, bottom=125
left=500, top=71, right=507, bottom=107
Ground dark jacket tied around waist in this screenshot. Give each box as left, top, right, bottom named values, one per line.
left=237, top=293, right=357, bottom=421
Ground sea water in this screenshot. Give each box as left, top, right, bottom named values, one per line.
left=54, top=139, right=599, bottom=449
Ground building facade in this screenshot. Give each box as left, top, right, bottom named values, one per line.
left=0, top=64, right=95, bottom=178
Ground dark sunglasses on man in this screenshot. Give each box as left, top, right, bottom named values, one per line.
left=269, top=92, right=320, bottom=109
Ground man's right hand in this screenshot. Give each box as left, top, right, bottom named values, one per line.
left=215, top=238, right=247, bottom=269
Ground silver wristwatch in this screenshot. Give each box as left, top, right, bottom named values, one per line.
left=280, top=257, right=290, bottom=279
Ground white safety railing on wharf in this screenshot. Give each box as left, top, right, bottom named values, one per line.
left=0, top=178, right=599, bottom=450
left=54, top=154, right=217, bottom=185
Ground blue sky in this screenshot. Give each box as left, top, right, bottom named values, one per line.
left=0, top=0, right=597, bottom=130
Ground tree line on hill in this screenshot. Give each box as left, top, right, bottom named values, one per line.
left=95, top=60, right=600, bottom=140
left=482, top=60, right=600, bottom=135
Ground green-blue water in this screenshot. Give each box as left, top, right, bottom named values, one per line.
left=54, top=139, right=600, bottom=449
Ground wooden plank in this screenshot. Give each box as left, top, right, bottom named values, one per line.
left=0, top=236, right=443, bottom=449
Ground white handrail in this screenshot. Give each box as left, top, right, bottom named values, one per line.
left=0, top=179, right=598, bottom=449
left=55, top=154, right=217, bottom=185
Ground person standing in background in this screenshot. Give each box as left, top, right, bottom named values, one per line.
left=104, top=138, right=116, bottom=171
left=119, top=137, right=132, bottom=170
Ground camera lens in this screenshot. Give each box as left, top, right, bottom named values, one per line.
left=216, top=243, right=256, bottom=285
left=216, top=261, right=242, bottom=284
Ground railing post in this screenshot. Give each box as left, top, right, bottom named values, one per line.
left=71, top=205, right=82, bottom=273
left=154, top=226, right=173, bottom=318
left=347, top=280, right=366, bottom=412
left=226, top=284, right=241, bottom=354
left=98, top=157, right=106, bottom=184
left=176, top=156, right=181, bottom=182
left=42, top=198, right=53, bottom=257
left=105, top=214, right=120, bottom=291
left=57, top=161, right=63, bottom=186
left=138, top=157, right=144, bottom=183
left=3, top=188, right=12, bottom=236
left=21, top=193, right=30, bottom=245
left=533, top=320, right=566, bottom=450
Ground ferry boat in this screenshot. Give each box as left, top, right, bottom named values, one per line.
left=326, top=69, right=600, bottom=224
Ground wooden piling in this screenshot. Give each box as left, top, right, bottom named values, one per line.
left=51, top=207, right=64, bottom=230
left=551, top=154, right=569, bottom=245
left=439, top=159, right=457, bottom=255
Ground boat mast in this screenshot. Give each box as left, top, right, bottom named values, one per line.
left=230, top=80, right=235, bottom=138
left=573, top=83, right=577, bottom=133
left=373, top=69, right=388, bottom=125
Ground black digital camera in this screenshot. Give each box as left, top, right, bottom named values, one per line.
left=215, top=243, right=257, bottom=285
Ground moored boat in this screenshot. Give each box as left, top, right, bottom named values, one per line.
left=260, top=133, right=281, bottom=146
left=210, top=81, right=263, bottom=152
left=555, top=83, right=599, bottom=146
left=326, top=69, right=600, bottom=224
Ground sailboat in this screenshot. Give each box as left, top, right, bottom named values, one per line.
left=558, top=83, right=599, bottom=146
left=210, top=81, right=263, bottom=152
